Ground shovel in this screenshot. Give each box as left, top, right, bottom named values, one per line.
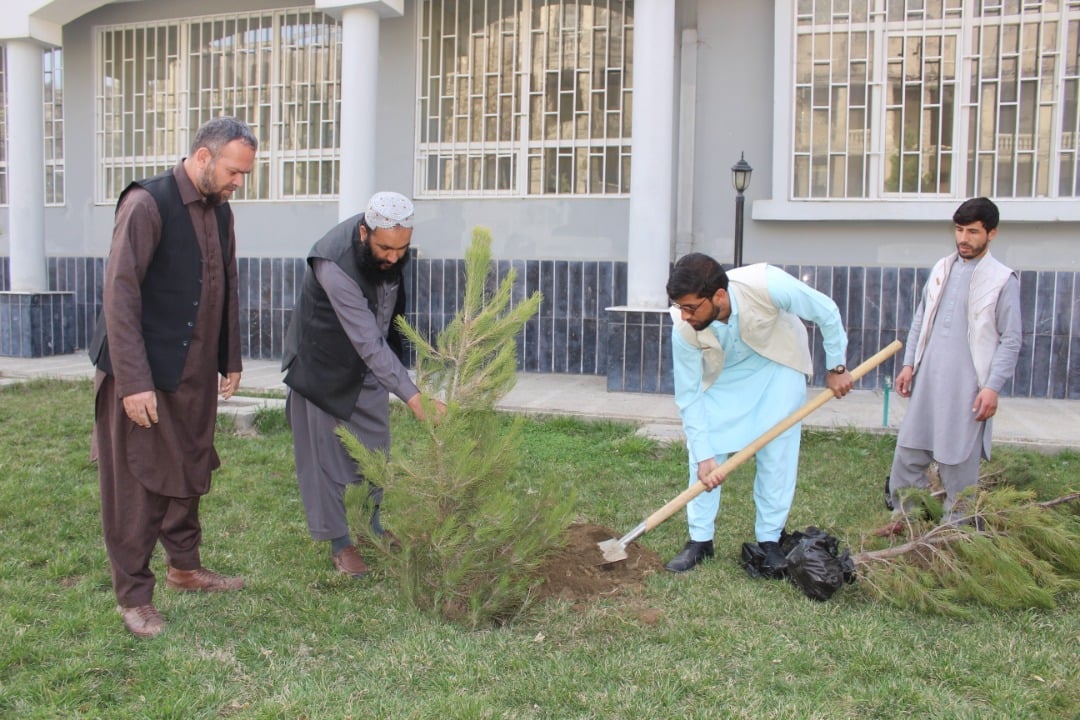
left=598, top=340, right=903, bottom=563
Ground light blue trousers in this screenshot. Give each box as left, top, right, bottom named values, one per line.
left=685, top=423, right=801, bottom=544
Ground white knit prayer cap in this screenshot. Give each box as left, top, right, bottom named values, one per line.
left=365, top=191, right=414, bottom=229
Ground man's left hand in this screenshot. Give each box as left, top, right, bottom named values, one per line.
left=826, top=370, right=854, bottom=398
left=972, top=387, right=999, bottom=422
left=220, top=372, right=242, bottom=400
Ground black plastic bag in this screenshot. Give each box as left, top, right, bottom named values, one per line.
left=741, top=529, right=796, bottom=580
left=741, top=542, right=784, bottom=579
left=784, top=526, right=856, bottom=601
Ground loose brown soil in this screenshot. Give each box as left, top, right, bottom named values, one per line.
left=531, top=523, right=664, bottom=603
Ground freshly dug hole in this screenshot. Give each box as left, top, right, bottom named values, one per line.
left=531, top=523, right=664, bottom=603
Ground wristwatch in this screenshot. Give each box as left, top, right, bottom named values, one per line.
left=829, top=365, right=847, bottom=374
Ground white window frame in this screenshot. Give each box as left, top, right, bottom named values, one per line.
left=94, top=8, right=341, bottom=205
left=759, top=0, right=1080, bottom=222
left=44, top=47, right=65, bottom=207
left=414, top=0, right=634, bottom=199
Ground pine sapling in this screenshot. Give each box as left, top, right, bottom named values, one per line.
left=338, top=227, right=577, bottom=628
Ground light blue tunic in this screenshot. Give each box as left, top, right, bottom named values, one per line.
left=673, top=265, right=848, bottom=543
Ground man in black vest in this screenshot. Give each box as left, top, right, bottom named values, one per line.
left=90, top=116, right=256, bottom=638
left=282, top=191, right=445, bottom=578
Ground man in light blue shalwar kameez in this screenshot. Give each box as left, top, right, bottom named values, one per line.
left=665, top=254, right=854, bottom=573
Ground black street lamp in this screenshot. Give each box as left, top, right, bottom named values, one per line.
left=731, top=152, right=753, bottom=268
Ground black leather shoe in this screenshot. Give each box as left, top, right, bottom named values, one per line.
left=665, top=540, right=714, bottom=573
left=758, top=541, right=788, bottom=579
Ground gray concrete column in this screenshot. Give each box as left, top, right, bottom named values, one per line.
left=625, top=0, right=676, bottom=308
left=316, top=0, right=403, bottom=220
left=338, top=5, right=380, bottom=220
left=6, top=38, right=47, bottom=291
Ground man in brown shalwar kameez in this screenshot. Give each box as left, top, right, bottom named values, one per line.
left=89, top=117, right=257, bottom=638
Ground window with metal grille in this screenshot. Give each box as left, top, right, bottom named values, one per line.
left=416, top=0, right=633, bottom=197
left=792, top=0, right=1080, bottom=199
left=44, top=48, right=65, bottom=207
left=96, top=9, right=341, bottom=203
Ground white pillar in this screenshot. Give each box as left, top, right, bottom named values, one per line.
left=7, top=39, right=47, bottom=292
left=625, top=0, right=676, bottom=308
left=338, top=6, right=381, bottom=221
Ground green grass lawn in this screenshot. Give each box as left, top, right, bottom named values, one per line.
left=1, top=379, right=1077, bottom=719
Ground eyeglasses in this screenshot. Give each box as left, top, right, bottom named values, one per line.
left=671, top=298, right=711, bottom=314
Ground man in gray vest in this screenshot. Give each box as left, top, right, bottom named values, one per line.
left=877, top=197, right=1022, bottom=535
left=282, top=192, right=445, bottom=578
left=91, top=116, right=256, bottom=638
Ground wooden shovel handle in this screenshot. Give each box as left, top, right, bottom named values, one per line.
left=642, top=340, right=903, bottom=533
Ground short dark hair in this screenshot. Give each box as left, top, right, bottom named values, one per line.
left=666, top=253, right=729, bottom=301
left=952, top=197, right=999, bottom=232
left=190, top=116, right=259, bottom=157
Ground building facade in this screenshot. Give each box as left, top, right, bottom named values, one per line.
left=1, top=0, right=1078, bottom=398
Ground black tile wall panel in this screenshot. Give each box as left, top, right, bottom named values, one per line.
left=581, top=317, right=598, bottom=375
left=538, top=315, right=555, bottom=373
left=1013, top=334, right=1034, bottom=397
left=1035, top=271, right=1056, bottom=335
left=1018, top=270, right=1038, bottom=334
left=897, top=267, right=917, bottom=331
left=429, top=259, right=445, bottom=316
left=863, top=267, right=882, bottom=333
left=659, top=327, right=674, bottom=393
left=567, top=317, right=582, bottom=374
left=598, top=262, right=615, bottom=312
left=1070, top=336, right=1080, bottom=399
left=1031, top=334, right=1053, bottom=398
left=605, top=318, right=625, bottom=392
left=622, top=320, right=643, bottom=393
left=237, top=258, right=251, bottom=310
left=831, top=266, right=849, bottom=320
left=8, top=254, right=1079, bottom=398
left=552, top=317, right=568, bottom=373
left=1053, top=272, right=1074, bottom=336
left=881, top=267, right=899, bottom=331
left=1050, top=333, right=1069, bottom=399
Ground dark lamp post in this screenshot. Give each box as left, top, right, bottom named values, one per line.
left=731, top=152, right=753, bottom=268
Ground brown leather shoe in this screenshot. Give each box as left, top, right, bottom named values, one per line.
left=117, top=604, right=165, bottom=638
left=332, top=546, right=368, bottom=577
left=165, top=566, right=245, bottom=592
left=873, top=519, right=906, bottom=537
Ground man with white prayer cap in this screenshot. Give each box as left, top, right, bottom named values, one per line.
left=282, top=191, right=445, bottom=577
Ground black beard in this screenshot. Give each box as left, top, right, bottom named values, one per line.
left=357, top=237, right=409, bottom=282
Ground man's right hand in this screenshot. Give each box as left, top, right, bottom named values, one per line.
left=894, top=365, right=915, bottom=398
left=123, top=390, right=158, bottom=428
left=406, top=393, right=447, bottom=423
left=698, top=457, right=726, bottom=490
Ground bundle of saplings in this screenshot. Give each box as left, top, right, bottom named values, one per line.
left=855, top=487, right=1080, bottom=617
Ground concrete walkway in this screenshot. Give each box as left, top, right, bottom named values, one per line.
left=2, top=354, right=1077, bottom=453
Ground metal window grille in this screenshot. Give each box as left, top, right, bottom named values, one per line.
left=417, top=0, right=633, bottom=197
left=44, top=47, right=65, bottom=206
left=792, top=0, right=1080, bottom=199
left=96, top=8, right=341, bottom=203
left=0, top=48, right=7, bottom=206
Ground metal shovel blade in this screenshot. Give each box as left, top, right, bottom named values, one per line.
left=597, top=537, right=629, bottom=564
left=597, top=521, right=646, bottom=564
